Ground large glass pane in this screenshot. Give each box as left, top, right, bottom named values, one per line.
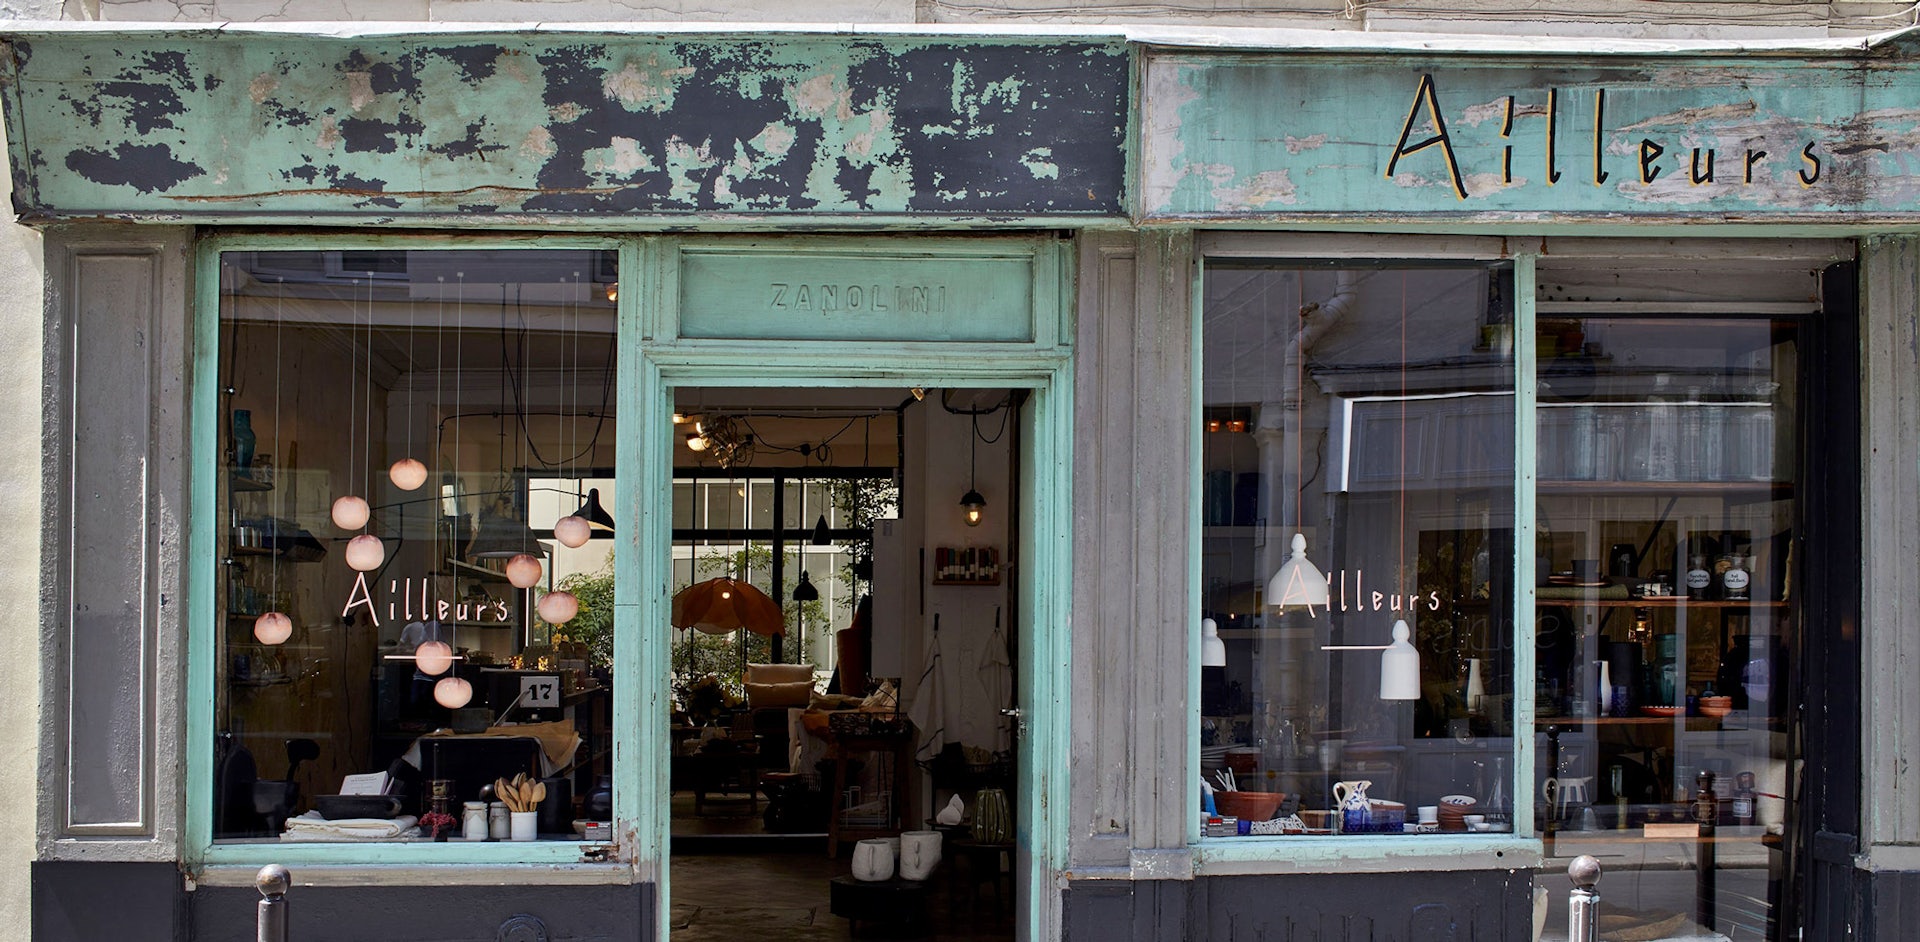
left=215, top=249, right=618, bottom=844
left=1200, top=263, right=1516, bottom=837
left=1534, top=314, right=1799, bottom=940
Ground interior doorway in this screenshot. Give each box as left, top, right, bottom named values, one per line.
left=664, top=385, right=1027, bottom=942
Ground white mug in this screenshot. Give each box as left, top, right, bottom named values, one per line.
left=899, top=830, right=944, bottom=881
left=851, top=838, right=895, bottom=882
left=1417, top=805, right=1439, bottom=825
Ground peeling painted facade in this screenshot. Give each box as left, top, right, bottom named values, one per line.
left=1144, top=47, right=1920, bottom=219
left=3, top=34, right=1131, bottom=219
left=7, top=20, right=1920, bottom=942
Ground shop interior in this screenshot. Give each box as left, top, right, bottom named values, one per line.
left=666, top=387, right=1019, bottom=942
left=211, top=248, right=1021, bottom=939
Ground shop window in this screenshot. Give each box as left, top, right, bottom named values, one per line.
left=1199, top=262, right=1517, bottom=838
left=1531, top=303, right=1805, bottom=938
left=213, top=249, right=618, bottom=846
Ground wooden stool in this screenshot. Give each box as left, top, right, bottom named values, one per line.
left=947, top=838, right=1015, bottom=916
left=829, top=875, right=929, bottom=937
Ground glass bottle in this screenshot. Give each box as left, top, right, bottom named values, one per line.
left=1487, top=755, right=1510, bottom=826
left=1678, top=385, right=1705, bottom=480
left=1701, top=387, right=1728, bottom=481
left=1747, top=402, right=1776, bottom=482
left=1568, top=405, right=1596, bottom=480
left=232, top=409, right=257, bottom=477
left=1722, top=551, right=1751, bottom=601
left=1687, top=554, right=1713, bottom=601
left=1645, top=374, right=1679, bottom=481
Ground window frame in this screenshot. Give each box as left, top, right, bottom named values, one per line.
left=185, top=233, right=631, bottom=870
left=1188, top=236, right=1542, bottom=873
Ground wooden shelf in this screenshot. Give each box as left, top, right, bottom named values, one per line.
left=230, top=473, right=273, bottom=493
left=932, top=577, right=1001, bottom=587
left=1538, top=479, right=1792, bottom=499
left=1534, top=597, right=1787, bottom=609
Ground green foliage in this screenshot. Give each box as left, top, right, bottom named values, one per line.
left=825, top=476, right=899, bottom=609
left=554, top=565, right=616, bottom=669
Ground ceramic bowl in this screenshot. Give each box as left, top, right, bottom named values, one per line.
left=1213, top=790, right=1285, bottom=822
left=1699, top=696, right=1733, bottom=717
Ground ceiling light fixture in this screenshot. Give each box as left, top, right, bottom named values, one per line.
left=960, top=413, right=986, bottom=527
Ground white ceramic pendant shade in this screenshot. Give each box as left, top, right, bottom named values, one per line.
left=1267, top=532, right=1330, bottom=608
left=331, top=495, right=370, bottom=530
left=1379, top=620, right=1421, bottom=701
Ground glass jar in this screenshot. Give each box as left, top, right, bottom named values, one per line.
left=462, top=801, right=488, bottom=841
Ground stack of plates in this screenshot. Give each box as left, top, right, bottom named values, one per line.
left=1201, top=745, right=1232, bottom=771
left=1437, top=794, right=1477, bottom=832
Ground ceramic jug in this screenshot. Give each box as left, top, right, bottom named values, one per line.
left=1333, top=779, right=1373, bottom=833
left=899, top=830, right=943, bottom=881
left=973, top=787, right=1013, bottom=843
left=851, top=838, right=895, bottom=882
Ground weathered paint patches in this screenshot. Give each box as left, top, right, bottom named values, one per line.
left=0, top=34, right=1129, bottom=219
left=1144, top=51, right=1920, bottom=219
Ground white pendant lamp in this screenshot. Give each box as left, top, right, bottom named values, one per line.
left=1379, top=620, right=1421, bottom=700
left=1266, top=532, right=1330, bottom=609
left=505, top=553, right=544, bottom=589
left=537, top=589, right=579, bottom=625
left=345, top=533, right=386, bottom=571
left=413, top=640, right=454, bottom=676
left=433, top=675, right=473, bottom=709
left=1321, top=618, right=1422, bottom=701
left=389, top=457, right=428, bottom=491
left=1200, top=617, right=1227, bottom=668
left=553, top=515, right=591, bottom=549
left=253, top=611, right=293, bottom=646
left=331, top=495, right=370, bottom=530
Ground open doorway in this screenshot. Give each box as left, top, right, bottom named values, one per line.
left=666, top=386, right=1024, bottom=942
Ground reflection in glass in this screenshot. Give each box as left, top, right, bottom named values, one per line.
left=1201, top=263, right=1516, bottom=837
left=1535, top=314, right=1799, bottom=940
left=214, top=249, right=618, bottom=844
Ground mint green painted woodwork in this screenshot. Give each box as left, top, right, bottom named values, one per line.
left=678, top=248, right=1035, bottom=342
left=181, top=233, right=1073, bottom=929
left=1146, top=52, right=1920, bottom=220
left=0, top=32, right=1128, bottom=222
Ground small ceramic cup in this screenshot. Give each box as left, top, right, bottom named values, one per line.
left=509, top=810, right=538, bottom=842
left=1417, top=805, right=1439, bottom=825
left=1463, top=814, right=1486, bottom=829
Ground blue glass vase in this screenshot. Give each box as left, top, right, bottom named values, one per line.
left=232, top=410, right=256, bottom=477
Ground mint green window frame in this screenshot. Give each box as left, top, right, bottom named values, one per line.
left=186, top=233, right=1075, bottom=935
left=1188, top=247, right=1540, bottom=871
left=185, top=233, right=633, bottom=869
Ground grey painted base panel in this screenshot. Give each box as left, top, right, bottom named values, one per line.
left=1869, top=867, right=1920, bottom=941
left=1064, top=870, right=1535, bottom=942
left=33, top=861, right=653, bottom=942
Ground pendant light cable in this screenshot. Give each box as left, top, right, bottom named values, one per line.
left=270, top=277, right=283, bottom=608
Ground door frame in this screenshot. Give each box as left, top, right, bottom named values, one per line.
left=620, top=236, right=1075, bottom=942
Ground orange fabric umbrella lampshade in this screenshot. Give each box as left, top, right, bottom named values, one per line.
left=670, top=577, right=786, bottom=637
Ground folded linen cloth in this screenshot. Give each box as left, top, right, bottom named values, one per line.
left=280, top=811, right=420, bottom=842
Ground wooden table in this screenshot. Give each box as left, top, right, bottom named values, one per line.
left=825, top=730, right=914, bottom=856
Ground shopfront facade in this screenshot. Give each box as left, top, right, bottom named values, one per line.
left=7, top=19, right=1920, bottom=942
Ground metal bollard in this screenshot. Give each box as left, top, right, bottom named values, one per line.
left=1567, top=855, right=1601, bottom=942
left=256, top=864, right=291, bottom=942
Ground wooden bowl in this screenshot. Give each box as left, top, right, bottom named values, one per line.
left=1699, top=696, right=1733, bottom=718
left=1213, top=790, right=1285, bottom=822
